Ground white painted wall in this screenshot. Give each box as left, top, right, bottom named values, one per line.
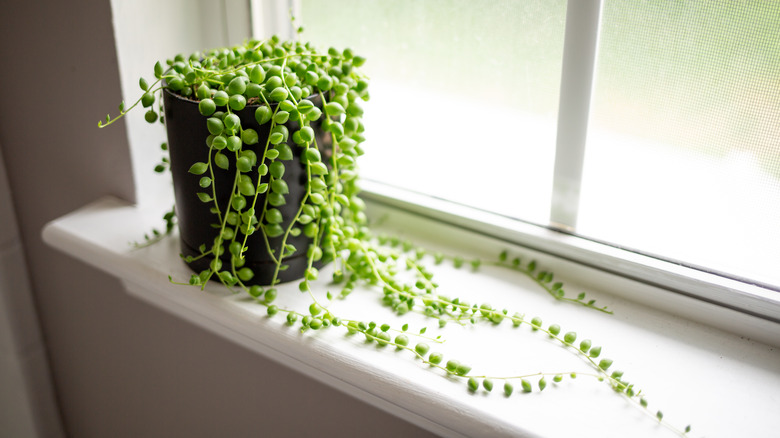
left=0, top=146, right=64, bottom=437
left=109, top=0, right=250, bottom=208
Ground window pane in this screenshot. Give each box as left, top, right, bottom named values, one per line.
left=301, top=0, right=567, bottom=224
left=580, top=1, right=780, bottom=286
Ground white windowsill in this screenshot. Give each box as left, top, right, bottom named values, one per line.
left=42, top=196, right=780, bottom=438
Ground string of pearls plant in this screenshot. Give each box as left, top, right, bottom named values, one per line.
left=99, top=32, right=691, bottom=437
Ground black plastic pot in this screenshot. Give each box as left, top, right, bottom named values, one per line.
left=162, top=88, right=331, bottom=286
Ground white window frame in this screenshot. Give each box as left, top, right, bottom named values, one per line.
left=250, top=0, right=298, bottom=40
left=249, top=0, right=780, bottom=324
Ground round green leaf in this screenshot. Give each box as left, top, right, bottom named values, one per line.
left=414, top=343, right=430, bottom=356
left=255, top=106, right=272, bottom=125
left=241, top=128, right=258, bottom=145
left=224, top=114, right=241, bottom=132
left=196, top=84, right=211, bottom=100
left=154, top=61, right=164, bottom=78
left=265, top=208, right=283, bottom=224
left=226, top=135, right=242, bottom=151
left=310, top=162, right=328, bottom=175
left=346, top=100, right=363, bottom=117
left=245, top=83, right=262, bottom=98
left=317, top=75, right=333, bottom=91
left=297, top=99, right=314, bottom=113
left=270, top=87, right=288, bottom=102
left=228, top=94, right=246, bottom=111
left=264, top=223, right=284, bottom=237
left=207, top=117, right=224, bottom=135
left=468, top=377, right=479, bottom=392
left=283, top=73, right=297, bottom=88
left=304, top=148, right=321, bottom=163
left=250, top=65, right=266, bottom=84
left=237, top=267, right=254, bottom=282
left=214, top=152, right=229, bottom=170
left=227, top=77, right=246, bottom=95
left=299, top=126, right=315, bottom=144
left=211, top=135, right=227, bottom=150
left=455, top=364, right=471, bottom=376
left=141, top=92, right=155, bottom=108
left=239, top=181, right=255, bottom=196
left=279, top=99, right=296, bottom=112
left=264, top=75, right=283, bottom=91
left=167, top=76, right=184, bottom=91
left=275, top=144, right=293, bottom=160
left=304, top=71, right=319, bottom=86
left=188, top=162, right=208, bottom=175
left=213, top=90, right=229, bottom=106
left=236, top=156, right=252, bottom=173
left=270, top=179, right=288, bottom=195
left=306, top=107, right=322, bottom=122
left=273, top=111, right=290, bottom=124
left=328, top=122, right=344, bottom=139
left=270, top=161, right=285, bottom=178
left=199, top=98, right=216, bottom=116
left=144, top=110, right=158, bottom=123
left=324, top=101, right=345, bottom=116
left=231, top=195, right=246, bottom=211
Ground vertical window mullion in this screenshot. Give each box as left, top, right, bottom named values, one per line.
left=550, top=0, right=603, bottom=230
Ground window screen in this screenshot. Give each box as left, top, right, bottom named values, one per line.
left=579, top=0, right=780, bottom=286
left=300, top=0, right=780, bottom=288
left=301, top=0, right=567, bottom=224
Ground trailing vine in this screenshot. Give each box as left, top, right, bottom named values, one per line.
left=494, top=249, right=612, bottom=313
left=100, top=33, right=691, bottom=436
left=131, top=205, right=176, bottom=248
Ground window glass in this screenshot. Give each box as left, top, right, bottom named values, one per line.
left=301, top=0, right=567, bottom=224
left=580, top=0, right=780, bottom=286
left=300, top=0, right=780, bottom=289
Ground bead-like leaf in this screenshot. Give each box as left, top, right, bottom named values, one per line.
left=255, top=106, right=272, bottom=125
left=214, top=152, right=229, bottom=170
left=310, top=162, right=328, bottom=175
left=467, top=377, right=479, bottom=392
left=188, top=162, right=208, bottom=175
left=324, top=101, right=345, bottom=116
